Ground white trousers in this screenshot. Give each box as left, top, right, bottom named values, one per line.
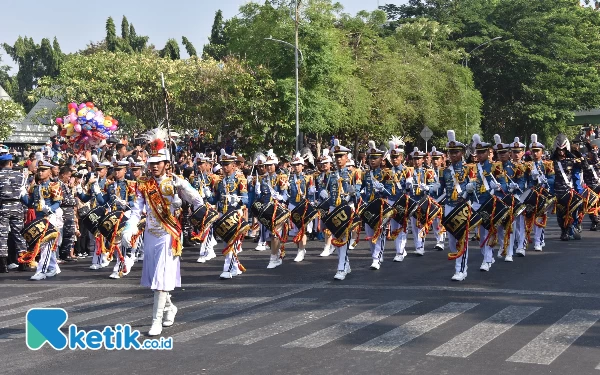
left=445, top=204, right=468, bottom=273
left=410, top=217, right=425, bottom=250
left=365, top=224, right=386, bottom=262
left=223, top=240, right=241, bottom=272
left=514, top=214, right=526, bottom=249
left=390, top=219, right=407, bottom=254
left=36, top=241, right=59, bottom=274
left=497, top=221, right=515, bottom=257
left=432, top=217, right=445, bottom=245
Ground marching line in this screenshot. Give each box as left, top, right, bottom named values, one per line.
left=283, top=300, right=421, bottom=349
left=354, top=302, right=478, bottom=353
left=507, top=309, right=600, bottom=365
left=173, top=298, right=314, bottom=343
left=218, top=299, right=364, bottom=346
left=428, top=305, right=540, bottom=358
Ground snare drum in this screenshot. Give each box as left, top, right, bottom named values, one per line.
left=251, top=201, right=291, bottom=231
left=441, top=201, right=482, bottom=240
left=581, top=187, right=599, bottom=214
left=21, top=218, right=59, bottom=250
left=322, top=201, right=355, bottom=239
left=556, top=189, right=583, bottom=214
left=361, top=198, right=395, bottom=229
left=500, top=195, right=527, bottom=227
left=290, top=199, right=319, bottom=229
left=477, top=196, right=510, bottom=230
left=214, top=210, right=251, bottom=244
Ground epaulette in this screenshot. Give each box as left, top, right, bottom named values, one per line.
left=48, top=181, right=63, bottom=200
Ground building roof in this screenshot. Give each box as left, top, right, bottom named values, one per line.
left=0, top=85, right=11, bottom=101
left=3, top=95, right=56, bottom=144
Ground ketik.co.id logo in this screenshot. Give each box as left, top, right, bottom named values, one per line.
left=26, top=308, right=173, bottom=350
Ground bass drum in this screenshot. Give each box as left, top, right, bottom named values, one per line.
left=21, top=218, right=59, bottom=250
left=214, top=210, right=251, bottom=244
left=500, top=194, right=527, bottom=227
left=290, top=199, right=319, bottom=229
left=251, top=200, right=291, bottom=231
left=412, top=196, right=442, bottom=225
left=477, top=196, right=510, bottom=231
left=555, top=189, right=583, bottom=214
left=97, top=210, right=128, bottom=243
left=391, top=194, right=418, bottom=225
left=190, top=204, right=219, bottom=231
left=360, top=198, right=395, bottom=229
left=80, top=206, right=108, bottom=236
left=441, top=201, right=482, bottom=240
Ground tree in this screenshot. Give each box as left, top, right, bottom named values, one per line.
left=129, top=24, right=149, bottom=52
left=0, top=99, right=25, bottom=140
left=182, top=36, right=197, bottom=57
left=160, top=39, right=180, bottom=60
left=203, top=10, right=228, bottom=60
left=381, top=0, right=600, bottom=144
left=106, top=17, right=118, bottom=52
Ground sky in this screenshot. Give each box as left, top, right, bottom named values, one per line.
left=0, top=0, right=407, bottom=71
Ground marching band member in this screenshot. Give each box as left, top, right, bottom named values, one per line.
left=527, top=134, right=554, bottom=252
left=361, top=141, right=390, bottom=270
left=96, top=160, right=136, bottom=279
left=582, top=140, right=600, bottom=231
left=440, top=130, right=474, bottom=281
left=469, top=134, right=507, bottom=272
left=120, top=128, right=203, bottom=336
left=254, top=155, right=271, bottom=252
left=551, top=134, right=582, bottom=241
left=195, top=153, right=218, bottom=263
left=319, top=139, right=362, bottom=280
left=256, top=150, right=289, bottom=269
left=288, top=152, right=315, bottom=262
left=384, top=136, right=410, bottom=262
left=210, top=149, right=249, bottom=279
left=316, top=149, right=335, bottom=257
left=22, top=161, right=64, bottom=280
left=429, top=146, right=446, bottom=251
left=493, top=135, right=524, bottom=262
left=78, top=161, right=112, bottom=270
left=57, top=166, right=78, bottom=263
left=406, top=147, right=434, bottom=256
left=509, top=138, right=528, bottom=255
left=346, top=153, right=361, bottom=249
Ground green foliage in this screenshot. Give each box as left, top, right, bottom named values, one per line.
left=0, top=99, right=25, bottom=140
left=203, top=10, right=228, bottom=60
left=382, top=0, right=600, bottom=145
left=160, top=39, right=180, bottom=60
left=106, top=17, right=118, bottom=52
left=181, top=36, right=197, bottom=57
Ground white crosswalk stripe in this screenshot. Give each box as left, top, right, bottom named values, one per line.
left=354, top=302, right=478, bottom=353
left=0, top=296, right=42, bottom=308
left=283, top=300, right=420, bottom=349
left=507, top=309, right=600, bottom=365
left=0, top=297, right=86, bottom=319
left=428, top=305, right=540, bottom=357
left=173, top=298, right=314, bottom=343
left=218, top=299, right=364, bottom=345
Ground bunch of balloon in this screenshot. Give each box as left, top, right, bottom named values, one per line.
left=56, top=102, right=119, bottom=151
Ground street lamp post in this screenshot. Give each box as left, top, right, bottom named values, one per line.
left=264, top=1, right=303, bottom=152
left=462, top=36, right=502, bottom=139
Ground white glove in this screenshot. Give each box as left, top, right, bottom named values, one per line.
left=255, top=182, right=261, bottom=193
left=405, top=181, right=413, bottom=191
left=319, top=190, right=329, bottom=200
left=431, top=182, right=441, bottom=192
left=76, top=185, right=83, bottom=195
left=308, top=186, right=316, bottom=195
left=509, top=182, right=519, bottom=191
left=91, top=183, right=101, bottom=195
left=466, top=182, right=475, bottom=193
left=246, top=175, right=253, bottom=184
left=531, top=170, right=540, bottom=179
left=228, top=195, right=240, bottom=206
left=19, top=185, right=28, bottom=198
left=419, top=183, right=429, bottom=192
left=490, top=181, right=499, bottom=191
left=171, top=194, right=182, bottom=210
left=373, top=181, right=384, bottom=192
left=274, top=193, right=284, bottom=201
left=42, top=205, right=52, bottom=214
left=203, top=186, right=212, bottom=198
left=347, top=185, right=356, bottom=195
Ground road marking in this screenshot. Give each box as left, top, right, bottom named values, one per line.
left=0, top=297, right=131, bottom=330
left=218, top=299, right=363, bottom=345
left=507, top=309, right=600, bottom=365
left=0, top=295, right=41, bottom=308
left=283, top=300, right=420, bottom=349
left=428, top=305, right=540, bottom=357
left=354, top=302, right=478, bottom=353
left=0, top=296, right=86, bottom=319
left=174, top=298, right=314, bottom=343
left=117, top=297, right=221, bottom=326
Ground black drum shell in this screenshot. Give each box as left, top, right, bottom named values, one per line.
left=190, top=204, right=219, bottom=230
left=214, top=210, right=250, bottom=244
left=251, top=201, right=291, bottom=231
left=80, top=206, right=108, bottom=235
left=441, top=201, right=482, bottom=240
left=477, top=196, right=510, bottom=231
left=97, top=210, right=128, bottom=240
left=21, top=218, right=58, bottom=250
left=290, top=199, right=319, bottom=229
left=391, top=194, right=418, bottom=224
left=361, top=199, right=395, bottom=229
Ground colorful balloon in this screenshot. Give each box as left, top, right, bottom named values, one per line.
left=55, top=117, right=63, bottom=125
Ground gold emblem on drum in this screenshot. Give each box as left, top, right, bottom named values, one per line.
left=292, top=213, right=302, bottom=222
left=215, top=213, right=240, bottom=238
left=447, top=205, right=470, bottom=232
left=332, top=211, right=348, bottom=227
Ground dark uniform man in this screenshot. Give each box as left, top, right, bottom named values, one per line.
left=0, top=152, right=27, bottom=273
left=58, top=165, right=78, bottom=262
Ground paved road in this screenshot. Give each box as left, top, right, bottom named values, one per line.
left=1, top=219, right=600, bottom=375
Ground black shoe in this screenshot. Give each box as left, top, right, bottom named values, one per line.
left=591, top=223, right=598, bottom=231
left=0, top=257, right=8, bottom=273
left=573, top=231, right=582, bottom=240
left=560, top=229, right=569, bottom=241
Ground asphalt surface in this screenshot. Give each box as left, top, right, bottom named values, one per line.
left=1, top=218, right=600, bottom=375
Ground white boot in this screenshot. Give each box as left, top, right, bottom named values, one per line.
left=162, top=293, right=178, bottom=327
left=148, top=291, right=168, bottom=336
left=267, top=254, right=282, bottom=269
left=206, top=248, right=217, bottom=260
left=294, top=249, right=306, bottom=262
